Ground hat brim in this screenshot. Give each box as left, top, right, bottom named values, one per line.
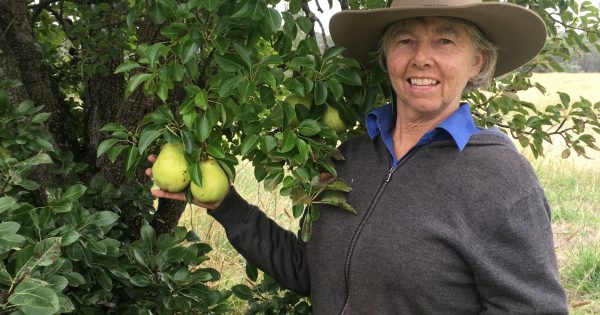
left=329, top=3, right=547, bottom=76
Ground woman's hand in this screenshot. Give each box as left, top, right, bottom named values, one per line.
left=145, top=155, right=226, bottom=210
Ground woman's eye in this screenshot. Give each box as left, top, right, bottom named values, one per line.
left=397, top=38, right=413, bottom=45
left=439, top=38, right=454, bottom=45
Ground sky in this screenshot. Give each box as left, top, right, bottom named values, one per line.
left=275, top=0, right=341, bottom=35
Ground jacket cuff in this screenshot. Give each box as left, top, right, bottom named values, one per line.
left=207, top=187, right=253, bottom=230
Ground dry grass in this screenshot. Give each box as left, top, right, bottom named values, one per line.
left=179, top=72, right=600, bottom=313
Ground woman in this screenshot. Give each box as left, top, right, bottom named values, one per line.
left=148, top=0, right=568, bottom=313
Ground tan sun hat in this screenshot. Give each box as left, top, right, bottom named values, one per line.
left=329, top=0, right=547, bottom=76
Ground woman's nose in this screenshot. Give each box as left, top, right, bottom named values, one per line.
left=411, top=43, right=432, bottom=68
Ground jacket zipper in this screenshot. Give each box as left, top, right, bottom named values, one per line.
left=339, top=147, right=420, bottom=314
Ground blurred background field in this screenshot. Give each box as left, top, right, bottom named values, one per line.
left=180, top=72, right=600, bottom=314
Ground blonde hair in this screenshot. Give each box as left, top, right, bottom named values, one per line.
left=378, top=17, right=498, bottom=94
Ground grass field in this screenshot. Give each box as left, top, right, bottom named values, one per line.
left=180, top=72, right=600, bottom=313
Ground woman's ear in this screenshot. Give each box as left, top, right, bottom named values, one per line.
left=470, top=51, right=486, bottom=77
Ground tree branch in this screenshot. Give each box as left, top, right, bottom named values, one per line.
left=301, top=0, right=329, bottom=50
left=339, top=0, right=349, bottom=10
left=547, top=13, right=600, bottom=36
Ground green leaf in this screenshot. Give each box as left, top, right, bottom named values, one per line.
left=161, top=22, right=187, bottom=39
left=0, top=221, right=20, bottom=234
left=7, top=280, right=59, bottom=315
left=0, top=196, right=17, bottom=214
left=197, top=112, right=212, bottom=142
left=182, top=130, right=195, bottom=154
left=138, top=130, right=161, bottom=153
left=323, top=46, right=346, bottom=62
left=264, top=8, right=282, bottom=33
left=157, top=82, right=169, bottom=101
left=245, top=261, right=258, bottom=281
left=322, top=178, right=352, bottom=192
left=107, top=145, right=128, bottom=163
left=334, top=68, right=362, bottom=86
left=207, top=145, right=225, bottom=159
left=31, top=112, right=50, bottom=123
left=141, top=224, right=156, bottom=249
left=292, top=204, right=304, bottom=219
left=215, top=54, right=245, bottom=72
left=240, top=134, right=260, bottom=156
left=280, top=130, right=297, bottom=153
left=181, top=40, right=200, bottom=64
left=558, top=92, right=571, bottom=108
left=257, top=68, right=276, bottom=86
left=59, top=229, right=80, bottom=246
left=233, top=42, right=252, bottom=68
left=128, top=73, right=152, bottom=93
left=298, top=119, right=321, bottom=137
left=314, top=81, right=328, bottom=105
left=94, top=268, right=113, bottom=291
left=237, top=78, right=256, bottom=100
left=130, top=274, right=152, bottom=287
left=114, top=61, right=140, bottom=74
left=296, top=16, right=313, bottom=34
left=88, top=211, right=119, bottom=227
left=219, top=75, right=243, bottom=97
left=150, top=2, right=167, bottom=24
left=189, top=162, right=202, bottom=188
left=194, top=89, right=209, bottom=110
left=24, top=152, right=52, bottom=166
left=51, top=200, right=73, bottom=213
left=318, top=191, right=356, bottom=214
left=97, top=138, right=119, bottom=157
left=63, top=184, right=87, bottom=202
left=16, top=238, right=61, bottom=279
left=125, top=145, right=140, bottom=173
left=289, top=56, right=315, bottom=69
left=260, top=55, right=284, bottom=65
left=147, top=43, right=164, bottom=69
left=132, top=247, right=148, bottom=267
left=232, top=284, right=253, bottom=300
left=100, top=123, right=125, bottom=132
left=328, top=79, right=343, bottom=100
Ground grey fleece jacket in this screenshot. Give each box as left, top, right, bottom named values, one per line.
left=208, top=128, right=568, bottom=314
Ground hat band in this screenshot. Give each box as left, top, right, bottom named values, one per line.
left=391, top=0, right=480, bottom=8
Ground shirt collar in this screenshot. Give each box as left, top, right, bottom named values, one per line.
left=365, top=102, right=479, bottom=151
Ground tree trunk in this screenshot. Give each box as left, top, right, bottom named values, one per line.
left=1, top=0, right=188, bottom=235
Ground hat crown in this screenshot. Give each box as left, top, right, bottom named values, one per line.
left=390, top=0, right=480, bottom=8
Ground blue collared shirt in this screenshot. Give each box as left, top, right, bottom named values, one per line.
left=366, top=103, right=480, bottom=167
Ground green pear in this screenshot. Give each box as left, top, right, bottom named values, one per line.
left=286, top=95, right=312, bottom=126
left=190, top=158, right=230, bottom=204
left=320, top=105, right=347, bottom=133
left=152, top=142, right=190, bottom=192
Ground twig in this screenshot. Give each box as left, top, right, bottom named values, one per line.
left=547, top=14, right=600, bottom=36
left=339, top=0, right=349, bottom=10
left=300, top=0, right=329, bottom=50
left=314, top=0, right=324, bottom=13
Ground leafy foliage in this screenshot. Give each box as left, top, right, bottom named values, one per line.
left=0, top=87, right=230, bottom=314
left=1, top=0, right=599, bottom=313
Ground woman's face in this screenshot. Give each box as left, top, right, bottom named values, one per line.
left=386, top=17, right=484, bottom=121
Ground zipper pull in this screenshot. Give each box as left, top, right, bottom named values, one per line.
left=385, top=167, right=394, bottom=182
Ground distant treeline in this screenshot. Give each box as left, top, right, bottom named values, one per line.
left=541, top=49, right=600, bottom=73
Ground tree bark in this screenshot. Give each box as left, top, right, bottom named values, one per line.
left=0, top=0, right=79, bottom=154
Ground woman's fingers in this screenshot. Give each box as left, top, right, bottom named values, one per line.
left=148, top=154, right=157, bottom=162
left=151, top=189, right=186, bottom=202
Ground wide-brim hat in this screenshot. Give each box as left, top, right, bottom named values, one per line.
left=329, top=0, right=547, bottom=77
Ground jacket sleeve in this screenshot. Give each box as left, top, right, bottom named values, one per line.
left=474, top=188, right=568, bottom=314
left=207, top=187, right=310, bottom=296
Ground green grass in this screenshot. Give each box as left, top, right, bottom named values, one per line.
left=179, top=72, right=600, bottom=312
